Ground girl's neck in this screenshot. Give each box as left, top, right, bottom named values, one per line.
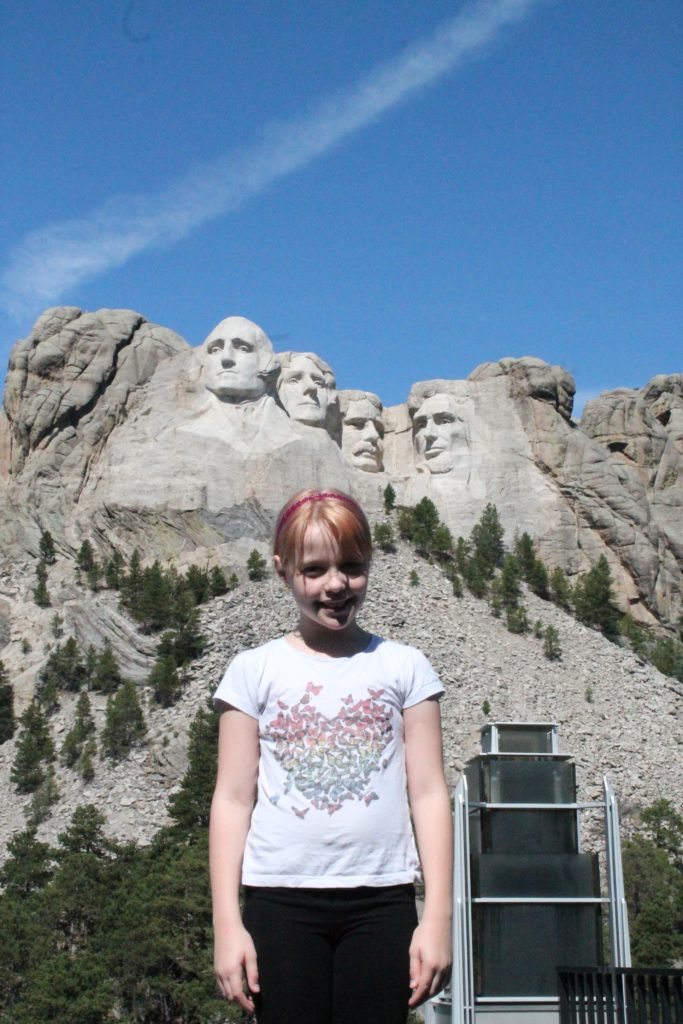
left=286, top=620, right=372, bottom=659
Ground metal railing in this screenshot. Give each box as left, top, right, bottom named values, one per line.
left=558, top=967, right=683, bottom=1024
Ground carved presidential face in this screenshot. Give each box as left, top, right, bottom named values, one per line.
left=202, top=317, right=274, bottom=402
left=413, top=394, right=466, bottom=473
left=278, top=355, right=334, bottom=427
left=342, top=398, right=384, bottom=473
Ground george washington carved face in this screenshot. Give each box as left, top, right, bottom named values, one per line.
left=202, top=316, right=276, bottom=403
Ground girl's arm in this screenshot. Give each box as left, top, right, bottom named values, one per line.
left=404, top=696, right=453, bottom=1008
left=209, top=706, right=260, bottom=1014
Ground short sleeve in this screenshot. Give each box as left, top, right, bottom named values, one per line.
left=213, top=649, right=262, bottom=719
left=402, top=646, right=444, bottom=709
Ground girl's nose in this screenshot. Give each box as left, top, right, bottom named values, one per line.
left=325, top=566, right=348, bottom=590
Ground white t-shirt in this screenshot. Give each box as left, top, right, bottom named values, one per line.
left=214, top=635, right=443, bottom=888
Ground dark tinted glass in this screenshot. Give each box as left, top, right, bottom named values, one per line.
left=474, top=904, right=603, bottom=996
left=481, top=809, right=578, bottom=854
left=471, top=853, right=600, bottom=897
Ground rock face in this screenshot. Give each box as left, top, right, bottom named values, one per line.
left=0, top=309, right=681, bottom=634
left=0, top=310, right=681, bottom=860
left=0, top=307, right=187, bottom=555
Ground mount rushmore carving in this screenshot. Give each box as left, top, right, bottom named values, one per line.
left=1, top=306, right=682, bottom=631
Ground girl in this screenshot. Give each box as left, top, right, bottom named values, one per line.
left=210, top=489, right=452, bottom=1024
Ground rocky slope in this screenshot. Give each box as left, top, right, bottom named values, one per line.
left=1, top=538, right=680, bottom=860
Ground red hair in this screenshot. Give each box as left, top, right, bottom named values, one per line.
left=274, top=489, right=372, bottom=574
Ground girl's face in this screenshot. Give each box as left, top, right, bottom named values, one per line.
left=275, top=522, right=369, bottom=635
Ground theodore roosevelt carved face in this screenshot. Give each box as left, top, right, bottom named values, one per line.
left=277, top=352, right=337, bottom=429
left=412, top=393, right=467, bottom=474
left=202, top=316, right=277, bottom=403
left=341, top=392, right=384, bottom=472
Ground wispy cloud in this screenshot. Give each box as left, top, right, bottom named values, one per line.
left=1, top=0, right=542, bottom=318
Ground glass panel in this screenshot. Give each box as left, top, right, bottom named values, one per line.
left=471, top=853, right=600, bottom=897
left=482, top=758, right=576, bottom=804
left=496, top=725, right=555, bottom=753
left=473, top=904, right=603, bottom=996
left=481, top=809, right=578, bottom=854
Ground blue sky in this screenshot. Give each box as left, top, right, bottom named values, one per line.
left=1, top=0, right=681, bottom=415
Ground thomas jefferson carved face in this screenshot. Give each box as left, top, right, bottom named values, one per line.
left=202, top=317, right=275, bottom=403
left=413, top=393, right=466, bottom=474
left=277, top=353, right=335, bottom=427
left=342, top=397, right=384, bottom=473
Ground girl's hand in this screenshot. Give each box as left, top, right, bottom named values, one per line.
left=214, top=924, right=260, bottom=1014
left=408, top=916, right=452, bottom=1008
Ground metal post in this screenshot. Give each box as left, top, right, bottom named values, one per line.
left=603, top=778, right=631, bottom=969
left=451, top=776, right=475, bottom=1024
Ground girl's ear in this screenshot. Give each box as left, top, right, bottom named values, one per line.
left=273, top=555, right=287, bottom=580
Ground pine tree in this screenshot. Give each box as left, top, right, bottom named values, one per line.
left=172, top=589, right=205, bottom=663
left=247, top=549, right=268, bottom=581
left=463, top=556, right=488, bottom=598
left=228, top=572, right=239, bottom=590
left=148, top=650, right=184, bottom=707
left=500, top=554, right=522, bottom=609
left=411, top=498, right=440, bottom=554
left=101, top=680, right=146, bottom=760
left=11, top=702, right=55, bottom=793
left=91, top=639, right=123, bottom=694
left=104, top=548, right=125, bottom=589
left=33, top=562, right=50, bottom=607
left=168, top=707, right=219, bottom=832
left=514, top=532, right=536, bottom=577
left=431, top=523, right=454, bottom=560
left=650, top=637, right=683, bottom=682
left=138, top=561, right=174, bottom=632
left=455, top=537, right=471, bottom=577
left=86, top=561, right=102, bottom=591
left=27, top=766, right=60, bottom=827
left=514, top=534, right=550, bottom=598
left=120, top=548, right=144, bottom=618
left=58, top=804, right=110, bottom=856
left=619, top=615, right=648, bottom=657
left=373, top=522, right=395, bottom=553
left=185, top=564, right=210, bottom=605
left=38, top=636, right=87, bottom=696
left=61, top=691, right=96, bottom=769
left=527, top=558, right=550, bottom=599
left=622, top=833, right=683, bottom=965
left=209, top=565, right=228, bottom=597
left=383, top=483, right=396, bottom=513
left=470, top=504, right=505, bottom=577
left=78, top=737, right=97, bottom=781
left=506, top=604, right=529, bottom=634
left=0, top=826, right=54, bottom=896
left=573, top=555, right=620, bottom=638
left=550, top=566, right=573, bottom=610
left=76, top=539, right=95, bottom=573
left=0, top=661, right=16, bottom=743
left=543, top=625, right=562, bottom=660
left=39, top=530, right=56, bottom=564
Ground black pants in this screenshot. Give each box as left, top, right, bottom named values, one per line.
left=242, top=884, right=418, bottom=1024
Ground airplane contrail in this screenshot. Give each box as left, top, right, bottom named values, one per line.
left=1, top=0, right=543, bottom=317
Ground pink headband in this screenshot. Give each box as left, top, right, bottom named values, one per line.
left=275, top=491, right=362, bottom=541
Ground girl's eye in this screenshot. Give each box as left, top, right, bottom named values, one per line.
left=301, top=565, right=325, bottom=577
left=342, top=563, right=367, bottom=576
